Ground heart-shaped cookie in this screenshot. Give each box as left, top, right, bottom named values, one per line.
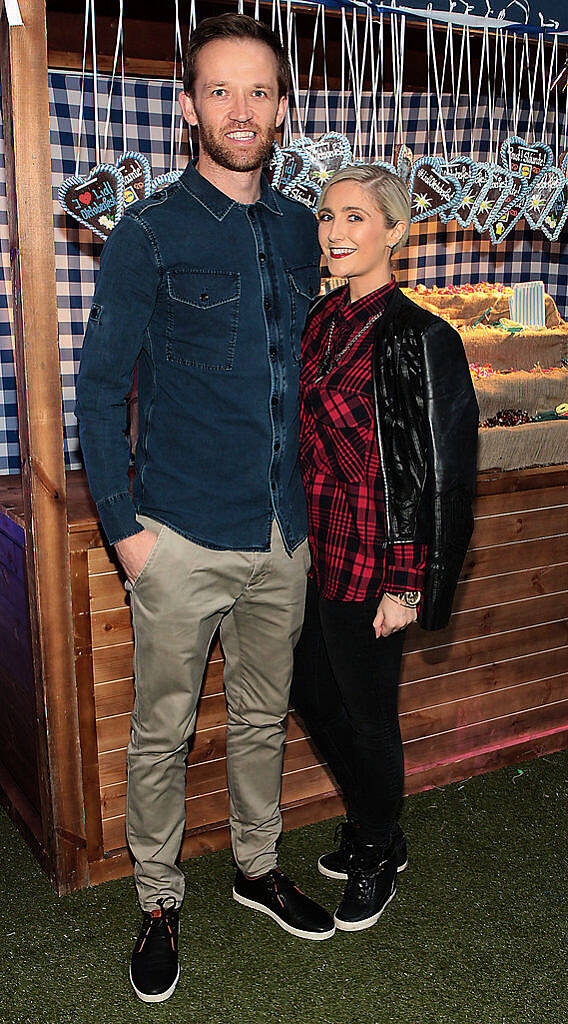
left=116, top=152, right=152, bottom=207
left=292, top=132, right=352, bottom=188
left=280, top=179, right=320, bottom=211
left=488, top=173, right=530, bottom=244
left=395, top=145, right=413, bottom=185
left=408, top=157, right=462, bottom=223
left=500, top=137, right=553, bottom=183
left=472, top=166, right=515, bottom=233
left=440, top=157, right=475, bottom=223
left=58, top=163, right=124, bottom=239
left=523, top=166, right=566, bottom=231
left=454, top=163, right=494, bottom=228
left=540, top=159, right=568, bottom=240
left=271, top=146, right=310, bottom=193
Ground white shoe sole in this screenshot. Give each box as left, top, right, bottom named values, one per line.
left=334, top=884, right=397, bottom=932
left=318, top=858, right=407, bottom=880
left=232, top=888, right=336, bottom=941
left=129, top=964, right=180, bottom=1003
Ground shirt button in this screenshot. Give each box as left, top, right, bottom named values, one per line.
left=249, top=208, right=255, bottom=219
left=274, top=441, right=281, bottom=452
left=271, top=395, right=279, bottom=407
left=264, top=299, right=272, bottom=312
left=200, top=292, right=209, bottom=302
left=269, top=346, right=277, bottom=359
left=259, top=252, right=266, bottom=263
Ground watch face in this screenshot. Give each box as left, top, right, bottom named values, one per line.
left=403, top=591, right=421, bottom=607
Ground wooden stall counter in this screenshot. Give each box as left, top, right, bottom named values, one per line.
left=0, top=466, right=567, bottom=893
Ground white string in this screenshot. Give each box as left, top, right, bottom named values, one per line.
left=485, top=25, right=493, bottom=162
left=466, top=25, right=473, bottom=160
left=285, top=1, right=303, bottom=138
left=452, top=23, right=467, bottom=161
left=527, top=33, right=542, bottom=143
left=428, top=18, right=449, bottom=166
left=473, top=25, right=487, bottom=162
left=169, top=0, right=182, bottom=171
left=434, top=19, right=452, bottom=164
left=254, top=0, right=259, bottom=21
left=541, top=35, right=556, bottom=145
left=321, top=6, right=330, bottom=134
left=274, top=1, right=291, bottom=145
left=355, top=6, right=371, bottom=159
left=499, top=30, right=510, bottom=145
left=554, top=39, right=559, bottom=163
left=368, top=7, right=378, bottom=162
left=341, top=8, right=346, bottom=137
left=380, top=12, right=385, bottom=162
left=302, top=4, right=320, bottom=133
left=103, top=0, right=124, bottom=157
left=343, top=9, right=362, bottom=156
left=394, top=15, right=406, bottom=158
left=564, top=63, right=568, bottom=152
left=426, top=15, right=431, bottom=157
left=90, top=0, right=100, bottom=165
left=74, top=0, right=90, bottom=175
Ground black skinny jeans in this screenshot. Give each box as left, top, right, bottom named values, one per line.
left=291, top=580, right=405, bottom=846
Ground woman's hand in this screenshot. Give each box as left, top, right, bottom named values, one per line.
left=373, top=593, right=418, bottom=638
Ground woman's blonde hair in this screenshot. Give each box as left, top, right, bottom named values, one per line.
left=318, top=164, right=411, bottom=254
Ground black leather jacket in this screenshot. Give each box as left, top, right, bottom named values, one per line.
left=308, top=284, right=479, bottom=631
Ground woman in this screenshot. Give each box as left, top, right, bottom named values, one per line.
left=291, top=165, right=478, bottom=933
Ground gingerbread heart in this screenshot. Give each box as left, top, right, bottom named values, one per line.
left=292, top=132, right=352, bottom=188
left=439, top=157, right=475, bottom=223
left=472, top=166, right=515, bottom=233
left=408, top=157, right=462, bottom=223
left=540, top=159, right=568, bottom=241
left=395, top=145, right=413, bottom=185
left=271, top=147, right=309, bottom=193
left=58, top=163, right=124, bottom=239
left=500, top=137, right=553, bottom=183
left=454, top=163, right=494, bottom=228
left=280, top=179, right=320, bottom=211
left=116, top=152, right=152, bottom=207
left=524, top=166, right=566, bottom=231
left=488, top=173, right=530, bottom=244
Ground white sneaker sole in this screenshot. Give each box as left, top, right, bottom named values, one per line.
left=129, top=964, right=180, bottom=1003
left=318, top=858, right=407, bottom=880
left=232, top=888, right=336, bottom=941
left=334, top=884, right=397, bottom=932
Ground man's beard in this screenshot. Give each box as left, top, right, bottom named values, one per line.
left=197, top=120, right=276, bottom=172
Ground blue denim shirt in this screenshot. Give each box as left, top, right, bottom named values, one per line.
left=75, top=161, right=321, bottom=552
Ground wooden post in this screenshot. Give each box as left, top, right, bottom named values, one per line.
left=0, top=0, right=87, bottom=892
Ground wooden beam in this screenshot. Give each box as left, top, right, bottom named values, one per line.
left=0, top=1, right=87, bottom=892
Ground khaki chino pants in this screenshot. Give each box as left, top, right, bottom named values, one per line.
left=125, top=515, right=309, bottom=911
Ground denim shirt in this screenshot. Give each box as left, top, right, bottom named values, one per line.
left=75, top=161, right=321, bottom=552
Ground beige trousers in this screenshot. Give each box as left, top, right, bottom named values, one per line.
left=125, top=515, right=309, bottom=911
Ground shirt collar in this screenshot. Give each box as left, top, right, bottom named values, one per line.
left=337, top=275, right=396, bottom=328
left=179, top=160, right=283, bottom=221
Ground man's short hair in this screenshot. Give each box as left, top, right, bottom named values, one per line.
left=184, top=13, right=291, bottom=99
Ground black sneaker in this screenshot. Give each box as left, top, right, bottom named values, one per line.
left=318, top=818, right=407, bottom=880
left=334, top=843, right=397, bottom=932
left=130, top=897, right=180, bottom=1003
left=233, top=867, right=335, bottom=940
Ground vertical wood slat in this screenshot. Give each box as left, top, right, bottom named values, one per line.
left=0, top=3, right=87, bottom=891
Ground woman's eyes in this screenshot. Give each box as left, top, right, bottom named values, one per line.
left=318, top=213, right=363, bottom=222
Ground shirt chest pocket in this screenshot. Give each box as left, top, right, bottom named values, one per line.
left=166, top=268, right=241, bottom=371
left=286, top=264, right=319, bottom=363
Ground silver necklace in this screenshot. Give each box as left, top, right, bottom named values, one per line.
left=314, top=312, right=382, bottom=383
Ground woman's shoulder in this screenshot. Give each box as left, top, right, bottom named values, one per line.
left=396, top=290, right=459, bottom=342
left=304, top=284, right=347, bottom=329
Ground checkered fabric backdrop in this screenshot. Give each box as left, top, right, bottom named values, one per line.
left=0, top=70, right=567, bottom=474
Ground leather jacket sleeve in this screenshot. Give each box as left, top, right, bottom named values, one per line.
left=417, top=320, right=479, bottom=630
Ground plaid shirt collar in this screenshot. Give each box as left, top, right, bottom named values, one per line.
left=335, top=275, right=396, bottom=329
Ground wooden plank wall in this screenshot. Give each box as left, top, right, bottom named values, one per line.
left=85, top=471, right=568, bottom=867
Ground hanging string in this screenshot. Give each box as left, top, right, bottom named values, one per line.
left=169, top=0, right=183, bottom=171
left=90, top=0, right=101, bottom=166
left=433, top=18, right=452, bottom=165
left=393, top=15, right=406, bottom=160
left=499, top=30, right=510, bottom=148
left=485, top=24, right=493, bottom=163
left=302, top=4, right=321, bottom=133
left=466, top=25, right=473, bottom=160
left=380, top=11, right=385, bottom=162
left=321, top=6, right=330, bottom=134
left=102, top=0, right=125, bottom=158
left=554, top=39, right=559, bottom=163
left=368, top=6, right=378, bottom=162
left=285, top=0, right=303, bottom=138
left=341, top=8, right=346, bottom=138
left=354, top=6, right=371, bottom=159
left=426, top=14, right=431, bottom=157
left=74, top=0, right=90, bottom=176
left=526, top=34, right=542, bottom=143
left=428, top=18, right=449, bottom=167
left=540, top=34, right=557, bottom=145
left=472, top=25, right=488, bottom=162
left=451, top=23, right=467, bottom=161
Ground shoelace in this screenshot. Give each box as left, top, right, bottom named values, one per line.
left=137, top=896, right=178, bottom=954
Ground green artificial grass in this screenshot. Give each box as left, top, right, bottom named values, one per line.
left=1, top=753, right=566, bottom=1024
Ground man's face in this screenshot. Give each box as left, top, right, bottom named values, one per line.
left=180, top=38, right=288, bottom=173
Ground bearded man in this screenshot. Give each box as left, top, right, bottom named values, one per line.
left=76, top=13, right=334, bottom=1004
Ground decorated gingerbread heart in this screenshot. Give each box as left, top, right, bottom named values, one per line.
left=488, top=172, right=529, bottom=244
left=540, top=158, right=568, bottom=241
left=395, top=145, right=413, bottom=185
left=116, top=152, right=152, bottom=207
left=271, top=147, right=309, bottom=193
left=500, top=137, right=553, bottom=183
left=408, top=157, right=462, bottom=223
left=440, top=157, right=475, bottom=223
left=454, top=163, right=493, bottom=229
left=58, top=163, right=124, bottom=239
left=524, top=166, right=566, bottom=231
left=292, top=132, right=352, bottom=188
left=280, top=179, right=320, bottom=211
left=472, top=166, right=515, bottom=233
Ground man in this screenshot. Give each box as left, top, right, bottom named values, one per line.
left=76, top=13, right=334, bottom=1005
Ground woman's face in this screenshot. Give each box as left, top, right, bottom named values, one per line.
left=317, top=180, right=403, bottom=296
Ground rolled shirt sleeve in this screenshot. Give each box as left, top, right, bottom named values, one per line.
left=383, top=541, right=428, bottom=595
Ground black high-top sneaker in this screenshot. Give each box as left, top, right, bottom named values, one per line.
left=318, top=818, right=407, bottom=881
left=334, top=842, right=397, bottom=932
left=130, top=897, right=180, bottom=1003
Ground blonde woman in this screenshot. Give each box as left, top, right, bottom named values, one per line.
left=291, top=165, right=478, bottom=932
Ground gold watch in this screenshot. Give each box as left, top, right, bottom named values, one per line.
left=399, top=590, right=421, bottom=608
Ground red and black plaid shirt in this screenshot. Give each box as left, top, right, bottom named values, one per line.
left=300, top=277, right=427, bottom=602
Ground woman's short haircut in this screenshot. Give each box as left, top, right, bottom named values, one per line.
left=184, top=13, right=291, bottom=99
left=318, top=164, right=411, bottom=254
